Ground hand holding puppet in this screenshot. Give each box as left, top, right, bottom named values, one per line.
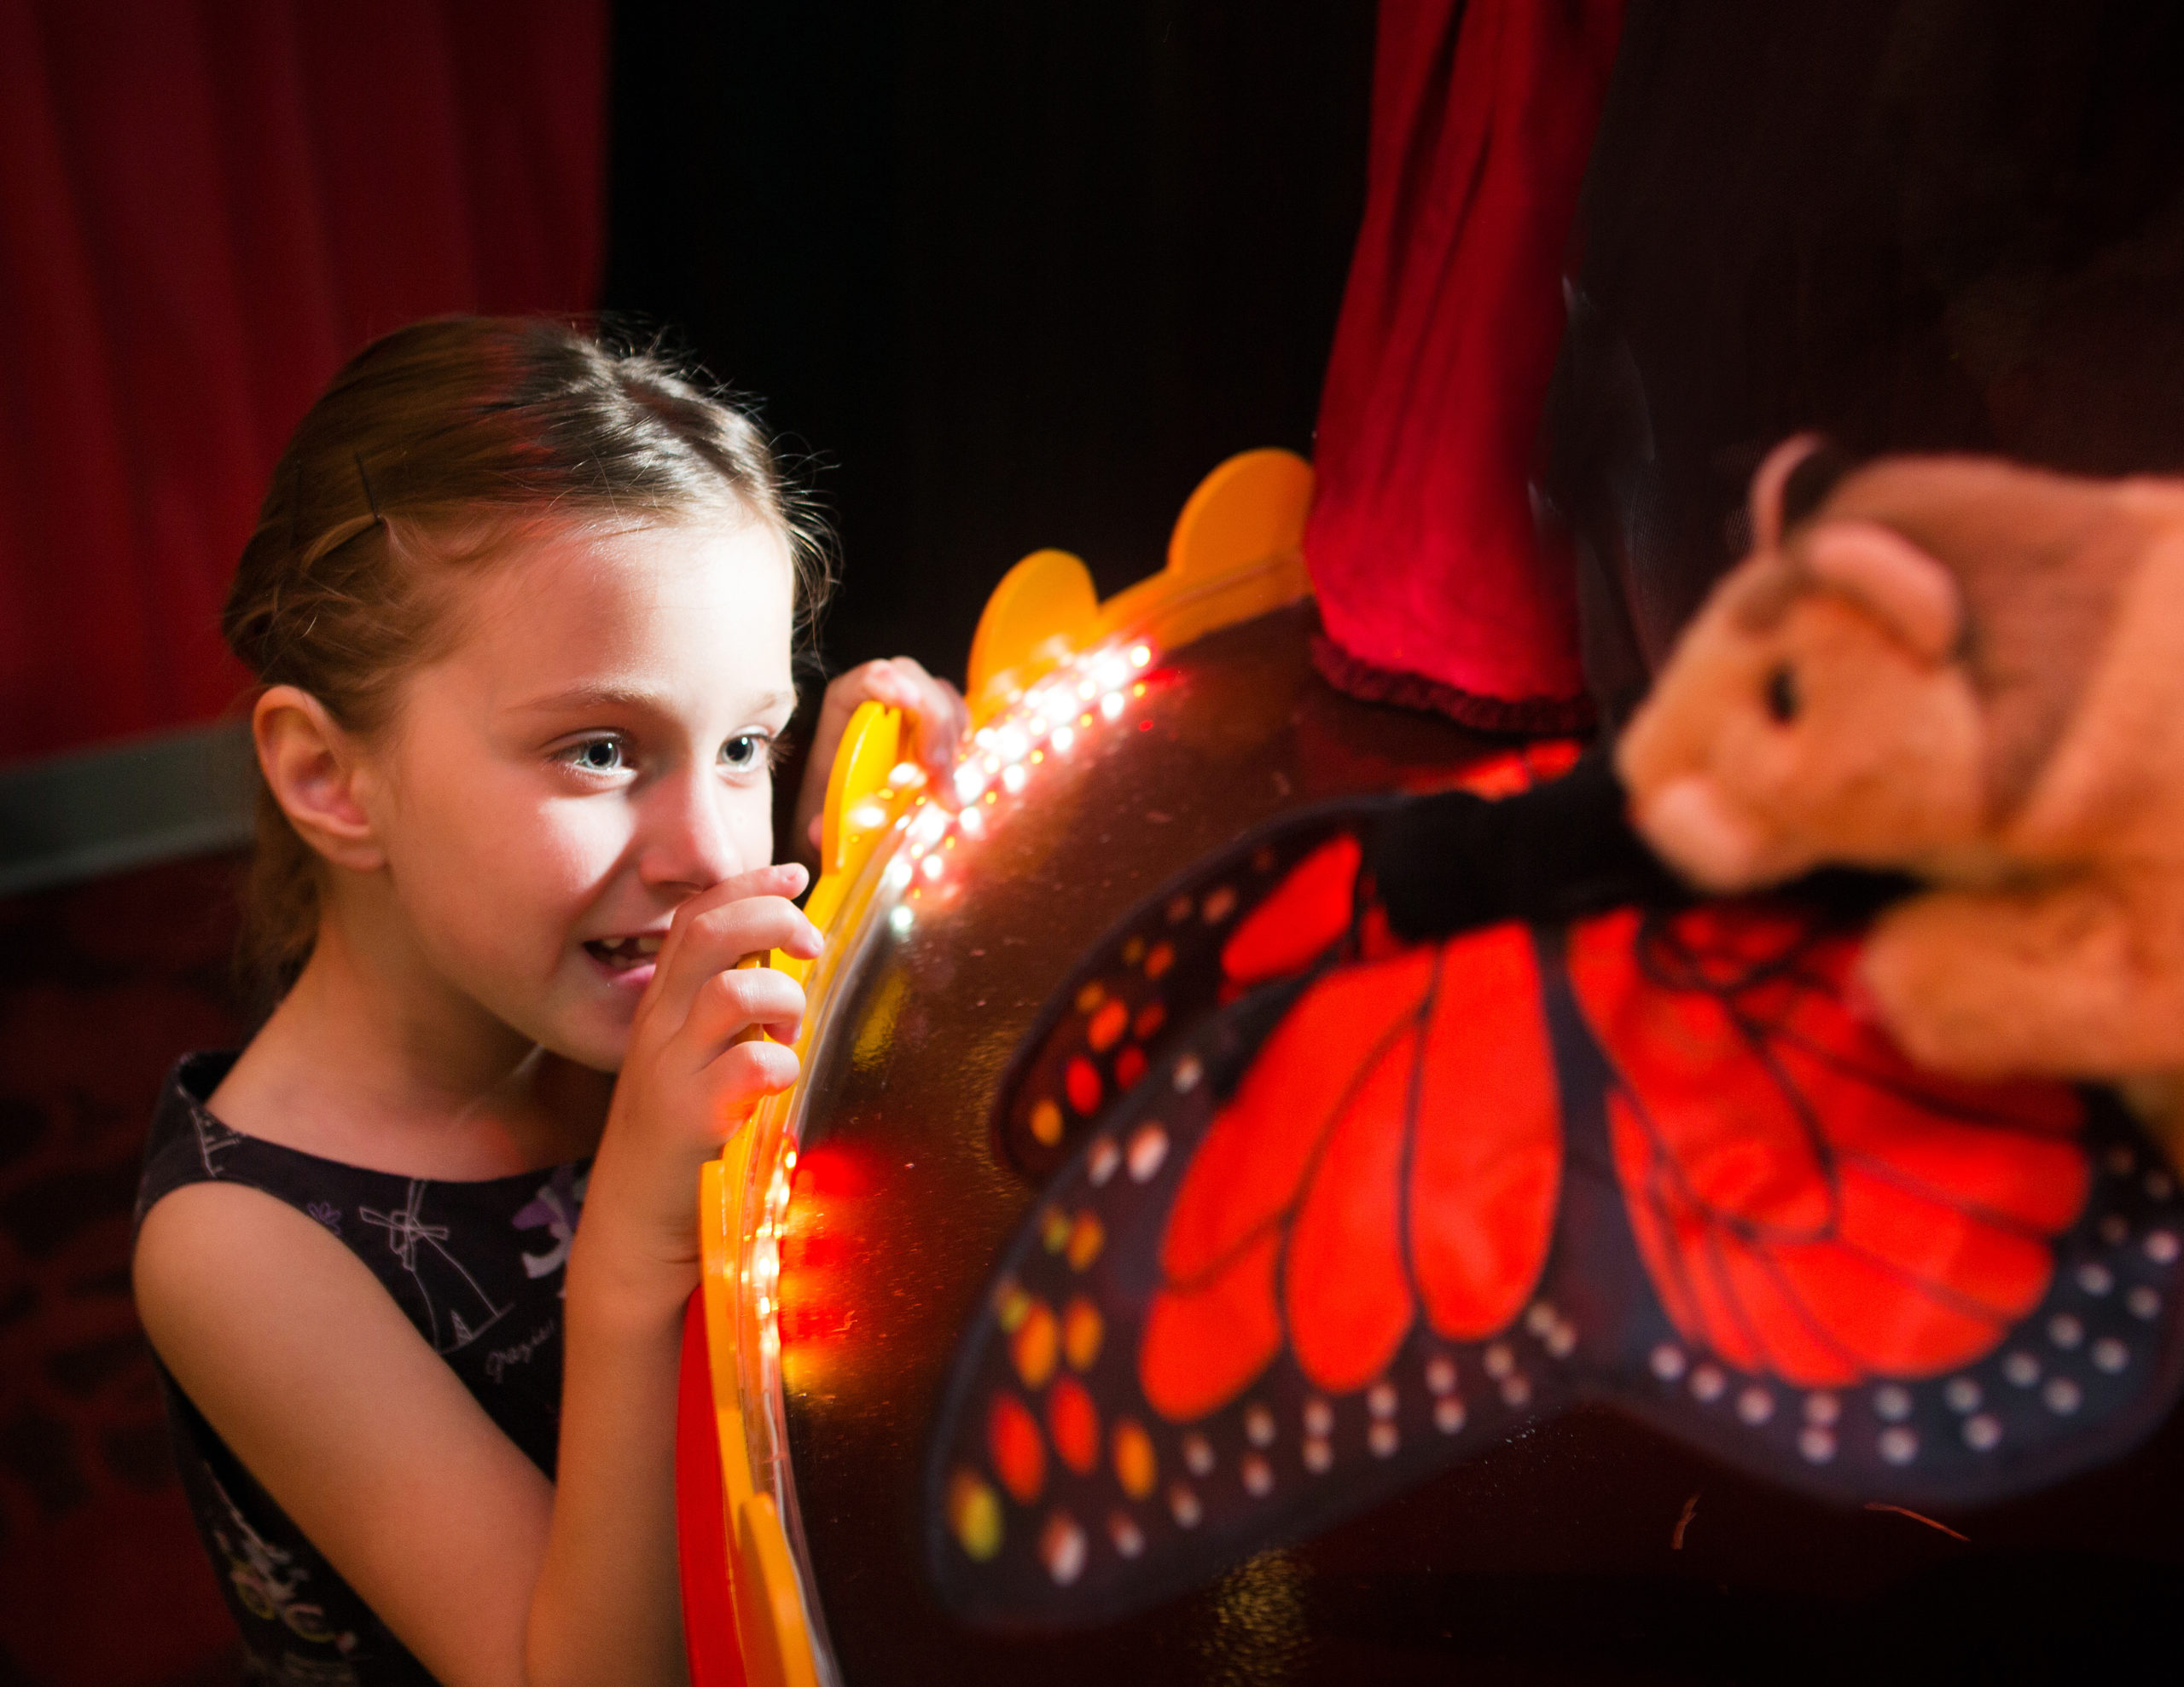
left=924, top=448, right=2184, bottom=1630
left=1619, top=442, right=2184, bottom=1127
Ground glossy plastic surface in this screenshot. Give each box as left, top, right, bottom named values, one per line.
left=775, top=605, right=2184, bottom=1685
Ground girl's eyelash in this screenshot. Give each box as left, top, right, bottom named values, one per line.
left=560, top=734, right=629, bottom=772
left=555, top=731, right=788, bottom=774
left=722, top=731, right=787, bottom=773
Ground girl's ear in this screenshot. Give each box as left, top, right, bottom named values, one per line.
left=253, top=686, right=386, bottom=872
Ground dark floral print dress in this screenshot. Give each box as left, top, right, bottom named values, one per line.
left=136, top=1052, right=589, bottom=1684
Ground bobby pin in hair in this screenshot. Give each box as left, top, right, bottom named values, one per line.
left=353, top=451, right=384, bottom=525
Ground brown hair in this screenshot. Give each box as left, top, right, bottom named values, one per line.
left=223, top=316, right=830, bottom=994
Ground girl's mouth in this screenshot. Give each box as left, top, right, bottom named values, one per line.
left=585, top=934, right=665, bottom=973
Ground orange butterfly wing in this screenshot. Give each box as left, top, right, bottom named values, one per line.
left=1143, top=925, right=1560, bottom=1417
left=1565, top=905, right=2088, bottom=1388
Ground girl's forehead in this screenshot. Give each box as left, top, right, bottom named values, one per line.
left=440, top=518, right=796, bottom=704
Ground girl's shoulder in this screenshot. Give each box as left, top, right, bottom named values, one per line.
left=136, top=1052, right=589, bottom=1468
left=136, top=1052, right=591, bottom=1354
left=139, top=1052, right=587, bottom=1225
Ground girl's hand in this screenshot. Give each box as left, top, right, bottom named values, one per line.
left=793, top=657, right=970, bottom=868
left=577, top=862, right=822, bottom=1309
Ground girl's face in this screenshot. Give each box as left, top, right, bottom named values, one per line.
left=363, top=517, right=797, bottom=1070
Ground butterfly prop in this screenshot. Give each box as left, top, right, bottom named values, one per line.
left=924, top=768, right=2184, bottom=1629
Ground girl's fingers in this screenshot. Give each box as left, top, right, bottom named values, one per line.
left=678, top=964, right=807, bottom=1068
left=648, top=871, right=819, bottom=1029
left=700, top=1041, right=801, bottom=1130
left=880, top=656, right=967, bottom=788
left=797, top=659, right=969, bottom=847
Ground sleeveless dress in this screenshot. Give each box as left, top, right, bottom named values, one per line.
left=135, top=1052, right=590, bottom=1685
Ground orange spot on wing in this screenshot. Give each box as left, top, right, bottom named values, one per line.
left=1063, top=1296, right=1104, bottom=1371
left=1012, top=1299, right=1059, bottom=1389
left=1089, top=999, right=1130, bottom=1052
left=946, top=1469, right=1003, bottom=1560
left=1111, top=1417, right=1157, bottom=1498
left=1066, top=1211, right=1105, bottom=1271
left=1047, top=1376, right=1101, bottom=1475
left=988, top=1393, right=1045, bottom=1503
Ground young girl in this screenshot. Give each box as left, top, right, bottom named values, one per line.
left=131, top=317, right=966, bottom=1685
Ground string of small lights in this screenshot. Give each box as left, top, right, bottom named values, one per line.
left=879, top=640, right=1158, bottom=936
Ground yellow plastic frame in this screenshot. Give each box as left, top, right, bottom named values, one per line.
left=693, top=448, right=1314, bottom=1686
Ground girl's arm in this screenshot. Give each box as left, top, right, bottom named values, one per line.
left=136, top=1186, right=564, bottom=1683
left=136, top=866, right=822, bottom=1687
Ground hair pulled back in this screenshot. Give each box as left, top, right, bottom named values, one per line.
left=224, top=316, right=829, bottom=994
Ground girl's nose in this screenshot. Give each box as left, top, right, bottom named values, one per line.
left=635, top=766, right=748, bottom=894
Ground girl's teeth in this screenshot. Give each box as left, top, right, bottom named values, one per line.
left=588, top=935, right=664, bottom=970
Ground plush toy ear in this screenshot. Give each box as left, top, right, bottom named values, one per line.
left=1747, top=433, right=1825, bottom=553
left=1801, top=519, right=1964, bottom=662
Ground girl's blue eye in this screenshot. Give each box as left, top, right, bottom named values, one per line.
left=570, top=738, right=625, bottom=773
left=722, top=733, right=770, bottom=772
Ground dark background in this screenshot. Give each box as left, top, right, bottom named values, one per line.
left=0, top=6, right=1377, bottom=1685
left=602, top=1, right=1375, bottom=684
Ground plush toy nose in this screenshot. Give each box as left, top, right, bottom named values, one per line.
left=1633, top=774, right=1774, bottom=893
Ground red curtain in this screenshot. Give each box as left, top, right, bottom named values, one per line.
left=1304, top=0, right=1624, bottom=732
left=0, top=0, right=607, bottom=764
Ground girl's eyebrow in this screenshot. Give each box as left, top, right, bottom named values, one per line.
left=511, top=682, right=799, bottom=718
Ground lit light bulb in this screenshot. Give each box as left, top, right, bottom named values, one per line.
left=920, top=853, right=944, bottom=881
left=1130, top=644, right=1152, bottom=668
left=1051, top=725, right=1075, bottom=752
left=890, top=905, right=915, bottom=935
left=958, top=805, right=985, bottom=838
left=954, top=764, right=986, bottom=803
left=1001, top=762, right=1027, bottom=794
left=849, top=801, right=889, bottom=831
left=996, top=725, right=1029, bottom=762
left=885, top=860, right=913, bottom=890
left=1101, top=691, right=1124, bottom=720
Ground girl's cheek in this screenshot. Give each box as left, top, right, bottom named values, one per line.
left=534, top=797, right=641, bottom=896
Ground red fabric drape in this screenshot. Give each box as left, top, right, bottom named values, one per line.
left=0, top=0, right=607, bottom=763
left=1305, top=0, right=1624, bottom=731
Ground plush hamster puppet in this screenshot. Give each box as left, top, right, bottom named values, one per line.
left=1618, top=438, right=2184, bottom=1124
